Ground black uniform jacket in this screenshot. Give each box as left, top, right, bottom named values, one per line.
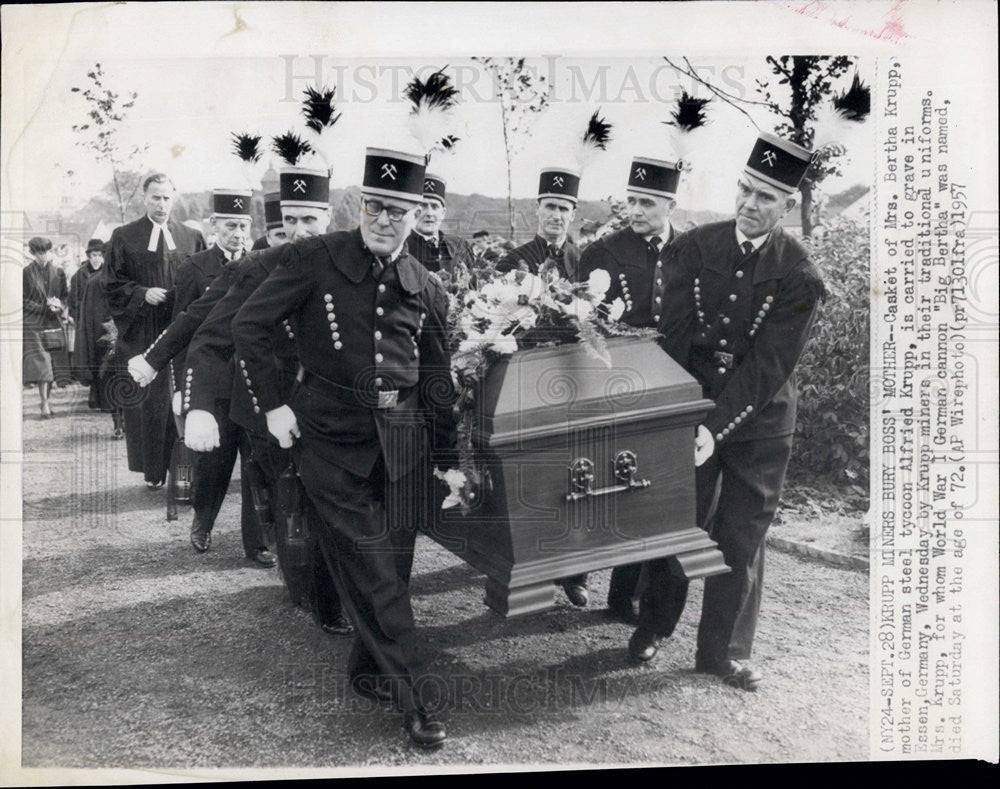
left=232, top=228, right=456, bottom=480
left=496, top=235, right=582, bottom=281
left=156, top=244, right=235, bottom=391
left=183, top=243, right=297, bottom=438
left=251, top=235, right=271, bottom=251
left=654, top=220, right=825, bottom=445
left=578, top=225, right=675, bottom=328
left=406, top=231, right=473, bottom=277
left=103, top=215, right=205, bottom=355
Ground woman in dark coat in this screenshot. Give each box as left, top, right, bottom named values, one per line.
left=23, top=237, right=68, bottom=418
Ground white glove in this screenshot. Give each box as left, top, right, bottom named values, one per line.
left=184, top=409, right=220, bottom=452
left=127, top=354, right=157, bottom=387
left=694, top=424, right=715, bottom=467
left=172, top=391, right=183, bottom=417
left=265, top=404, right=300, bottom=448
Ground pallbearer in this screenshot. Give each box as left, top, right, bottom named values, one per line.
left=251, top=192, right=286, bottom=250
left=497, top=111, right=613, bottom=283
left=406, top=173, right=473, bottom=276
left=628, top=132, right=826, bottom=692
left=578, top=155, right=684, bottom=623
left=184, top=160, right=352, bottom=633
left=232, top=146, right=455, bottom=749
left=497, top=166, right=582, bottom=280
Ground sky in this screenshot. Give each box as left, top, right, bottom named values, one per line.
left=8, top=29, right=872, bottom=216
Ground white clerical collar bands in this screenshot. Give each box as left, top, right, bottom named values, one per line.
left=147, top=221, right=176, bottom=253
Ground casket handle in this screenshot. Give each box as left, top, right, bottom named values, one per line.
left=566, top=451, right=651, bottom=502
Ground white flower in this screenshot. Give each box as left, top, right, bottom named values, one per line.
left=587, top=268, right=611, bottom=298
left=434, top=467, right=468, bottom=510
left=608, top=297, right=626, bottom=321
left=489, top=335, right=519, bottom=355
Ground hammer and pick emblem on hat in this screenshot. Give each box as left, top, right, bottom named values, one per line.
left=292, top=179, right=307, bottom=193
left=552, top=175, right=565, bottom=188
left=424, top=179, right=435, bottom=192
left=761, top=149, right=777, bottom=167
left=381, top=163, right=398, bottom=181
left=634, top=167, right=646, bottom=181
left=233, top=198, right=244, bottom=209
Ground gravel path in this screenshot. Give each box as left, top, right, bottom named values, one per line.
left=19, top=385, right=869, bottom=770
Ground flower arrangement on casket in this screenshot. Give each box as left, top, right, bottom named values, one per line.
left=435, top=257, right=658, bottom=511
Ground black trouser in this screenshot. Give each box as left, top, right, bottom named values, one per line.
left=297, top=447, right=434, bottom=714
left=637, top=434, right=793, bottom=664
left=191, top=398, right=262, bottom=557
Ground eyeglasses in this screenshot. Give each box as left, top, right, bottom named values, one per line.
left=362, top=199, right=410, bottom=222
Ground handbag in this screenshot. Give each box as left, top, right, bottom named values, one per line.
left=39, top=326, right=66, bottom=352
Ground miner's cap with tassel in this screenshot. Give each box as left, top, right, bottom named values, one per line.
left=263, top=192, right=282, bottom=230
left=279, top=166, right=330, bottom=209
left=362, top=147, right=426, bottom=203
left=744, top=132, right=813, bottom=194
left=627, top=157, right=683, bottom=200
left=212, top=189, right=254, bottom=219
left=538, top=167, right=581, bottom=205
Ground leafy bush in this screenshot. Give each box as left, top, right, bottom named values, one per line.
left=789, top=215, right=870, bottom=502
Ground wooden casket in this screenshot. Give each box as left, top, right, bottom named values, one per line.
left=425, top=336, right=730, bottom=617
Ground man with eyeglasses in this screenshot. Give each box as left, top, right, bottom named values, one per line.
left=406, top=173, right=473, bottom=278
left=232, top=147, right=456, bottom=750
left=628, top=132, right=826, bottom=693
left=496, top=167, right=582, bottom=281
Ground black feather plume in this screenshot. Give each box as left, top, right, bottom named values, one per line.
left=833, top=73, right=870, bottom=122
left=301, top=85, right=342, bottom=133
left=404, top=67, right=460, bottom=113
left=230, top=132, right=263, bottom=163
left=665, top=91, right=711, bottom=132
left=582, top=110, right=613, bottom=150
left=271, top=131, right=313, bottom=166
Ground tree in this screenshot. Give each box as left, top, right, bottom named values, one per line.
left=664, top=56, right=866, bottom=237
left=473, top=58, right=550, bottom=239
left=69, top=62, right=149, bottom=225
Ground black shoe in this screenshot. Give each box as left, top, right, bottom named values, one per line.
left=607, top=597, right=639, bottom=625
left=560, top=580, right=589, bottom=607
left=250, top=547, right=277, bottom=567
left=628, top=626, right=664, bottom=662
left=404, top=710, right=446, bottom=750
left=321, top=615, right=355, bottom=636
left=147, top=481, right=164, bottom=490
left=190, top=521, right=211, bottom=553
left=351, top=674, right=392, bottom=704
left=694, top=658, right=763, bottom=691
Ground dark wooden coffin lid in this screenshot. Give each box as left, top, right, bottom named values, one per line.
left=475, top=337, right=714, bottom=448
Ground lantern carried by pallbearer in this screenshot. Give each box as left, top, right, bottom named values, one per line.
left=425, top=337, right=729, bottom=618
left=271, top=463, right=316, bottom=605
left=165, top=437, right=194, bottom=521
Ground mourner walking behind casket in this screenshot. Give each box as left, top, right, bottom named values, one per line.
left=405, top=173, right=473, bottom=277
left=628, top=132, right=826, bottom=692
left=103, top=172, right=206, bottom=488
left=232, top=146, right=456, bottom=749
left=497, top=167, right=582, bottom=282
left=73, top=270, right=125, bottom=438
left=68, top=238, right=105, bottom=331
left=578, top=156, right=684, bottom=624
left=183, top=162, right=351, bottom=630
left=250, top=191, right=287, bottom=251
left=23, top=236, right=69, bottom=418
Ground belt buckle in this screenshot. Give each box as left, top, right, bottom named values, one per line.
left=714, top=351, right=735, bottom=369
left=377, top=389, right=399, bottom=409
